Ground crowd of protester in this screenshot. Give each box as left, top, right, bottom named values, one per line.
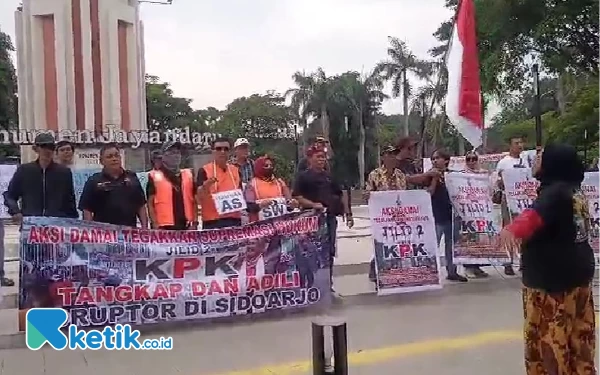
left=0, top=132, right=596, bottom=373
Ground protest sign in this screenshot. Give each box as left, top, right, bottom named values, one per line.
left=0, top=164, right=17, bottom=219
left=582, top=172, right=599, bottom=258
left=17, top=212, right=332, bottom=330
left=258, top=198, right=288, bottom=221
left=422, top=151, right=535, bottom=174
left=213, top=189, right=247, bottom=215
left=368, top=190, right=442, bottom=295
left=445, top=173, right=508, bottom=265
left=502, top=168, right=539, bottom=217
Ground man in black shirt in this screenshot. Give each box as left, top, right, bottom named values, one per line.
left=4, top=133, right=78, bottom=221
left=79, top=144, right=148, bottom=228
left=147, top=141, right=198, bottom=230
left=427, top=149, right=467, bottom=282
left=293, top=145, right=353, bottom=292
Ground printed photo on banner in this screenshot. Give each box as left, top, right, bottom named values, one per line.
left=17, top=212, right=332, bottom=331
left=502, top=168, right=540, bottom=217
left=368, top=190, right=442, bottom=295
left=582, top=172, right=599, bottom=256
left=445, top=173, right=509, bottom=265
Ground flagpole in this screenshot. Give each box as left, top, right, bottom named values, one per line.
left=420, top=0, right=463, bottom=158
left=532, top=64, right=542, bottom=150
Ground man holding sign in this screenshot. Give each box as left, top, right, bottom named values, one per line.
left=245, top=155, right=297, bottom=223
left=196, top=137, right=246, bottom=229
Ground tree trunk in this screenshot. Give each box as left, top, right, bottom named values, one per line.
left=458, top=136, right=465, bottom=155
left=358, top=109, right=366, bottom=188
left=402, top=69, right=410, bottom=137
left=320, top=104, right=329, bottom=138
left=556, top=74, right=566, bottom=115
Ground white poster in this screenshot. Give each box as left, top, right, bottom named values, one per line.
left=502, top=168, right=539, bottom=217
left=582, top=172, right=599, bottom=258
left=0, top=164, right=17, bottom=219
left=368, top=190, right=442, bottom=295
left=445, top=173, right=509, bottom=265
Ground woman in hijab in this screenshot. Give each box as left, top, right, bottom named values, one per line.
left=244, top=155, right=297, bottom=222
left=498, top=144, right=596, bottom=375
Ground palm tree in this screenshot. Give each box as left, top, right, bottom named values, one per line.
left=410, top=60, right=448, bottom=152
left=334, top=71, right=387, bottom=185
left=286, top=68, right=333, bottom=139
left=375, top=37, right=431, bottom=137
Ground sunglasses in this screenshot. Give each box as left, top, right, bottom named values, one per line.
left=214, top=147, right=230, bottom=152
left=466, top=157, right=478, bottom=162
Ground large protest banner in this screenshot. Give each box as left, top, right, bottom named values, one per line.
left=17, top=212, right=332, bottom=330
left=445, top=173, right=509, bottom=265
left=368, top=190, right=442, bottom=295
left=502, top=168, right=540, bottom=218
left=0, top=164, right=17, bottom=219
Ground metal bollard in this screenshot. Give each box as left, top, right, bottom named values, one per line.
left=312, top=318, right=348, bottom=375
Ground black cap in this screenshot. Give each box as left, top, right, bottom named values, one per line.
left=34, top=133, right=56, bottom=147
left=161, top=140, right=181, bottom=153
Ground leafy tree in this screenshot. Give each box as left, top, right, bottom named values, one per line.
left=432, top=0, right=599, bottom=95
left=375, top=37, right=431, bottom=137
left=0, top=28, right=18, bottom=157
left=145, top=75, right=196, bottom=131
left=332, top=71, right=387, bottom=185
left=215, top=92, right=294, bottom=139
left=286, top=69, right=333, bottom=139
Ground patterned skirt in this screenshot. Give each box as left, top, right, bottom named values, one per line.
left=523, top=285, right=597, bottom=375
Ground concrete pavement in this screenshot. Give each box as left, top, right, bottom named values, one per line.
left=0, top=208, right=597, bottom=374
left=0, top=276, right=531, bottom=375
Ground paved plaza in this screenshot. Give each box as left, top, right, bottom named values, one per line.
left=0, top=208, right=597, bottom=374
left=2, top=276, right=531, bottom=375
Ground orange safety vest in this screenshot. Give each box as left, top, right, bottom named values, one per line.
left=248, top=177, right=286, bottom=223
left=149, top=169, right=196, bottom=227
left=199, top=163, right=242, bottom=222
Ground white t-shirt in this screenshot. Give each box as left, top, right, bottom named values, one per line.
left=496, top=155, right=524, bottom=176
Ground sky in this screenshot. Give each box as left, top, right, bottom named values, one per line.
left=0, top=0, right=500, bottom=119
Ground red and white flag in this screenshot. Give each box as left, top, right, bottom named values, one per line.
left=445, top=0, right=483, bottom=148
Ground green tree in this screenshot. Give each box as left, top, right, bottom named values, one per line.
left=332, top=71, right=387, bottom=184
left=0, top=27, right=18, bottom=157
left=145, top=75, right=196, bottom=131
left=375, top=37, right=431, bottom=137
left=432, top=0, right=599, bottom=95
left=213, top=93, right=297, bottom=182
left=215, top=92, right=294, bottom=139
left=286, top=69, right=334, bottom=139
